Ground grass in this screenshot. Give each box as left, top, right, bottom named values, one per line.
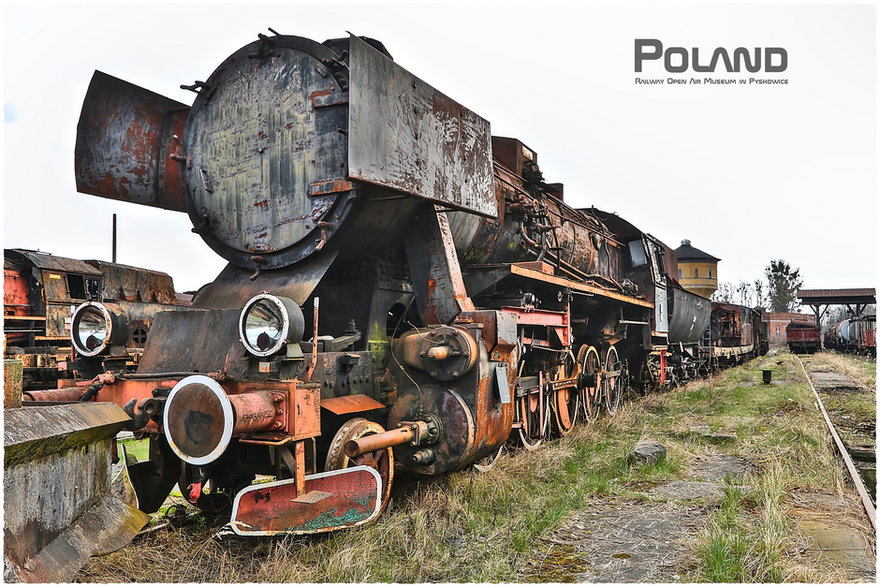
left=80, top=351, right=865, bottom=582
left=701, top=483, right=749, bottom=581
left=806, top=350, right=876, bottom=390
left=700, top=465, right=789, bottom=583
left=118, top=437, right=150, bottom=463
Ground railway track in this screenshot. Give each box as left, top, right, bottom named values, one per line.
left=795, top=354, right=876, bottom=529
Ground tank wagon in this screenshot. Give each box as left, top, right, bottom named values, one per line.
left=26, top=32, right=763, bottom=536
left=825, top=315, right=876, bottom=356
left=4, top=249, right=191, bottom=390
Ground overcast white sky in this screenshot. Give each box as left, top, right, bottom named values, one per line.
left=3, top=2, right=877, bottom=295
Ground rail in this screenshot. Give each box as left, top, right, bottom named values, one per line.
left=795, top=355, right=876, bottom=530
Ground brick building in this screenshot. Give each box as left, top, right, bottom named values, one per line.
left=764, top=312, right=816, bottom=347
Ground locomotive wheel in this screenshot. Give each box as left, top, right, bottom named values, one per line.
left=517, top=388, right=549, bottom=450
left=576, top=345, right=601, bottom=421
left=552, top=353, right=579, bottom=435
left=325, top=417, right=394, bottom=514
left=639, top=353, right=660, bottom=393
left=473, top=444, right=505, bottom=473
left=602, top=345, right=622, bottom=415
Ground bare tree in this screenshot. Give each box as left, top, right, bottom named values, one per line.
left=736, top=280, right=753, bottom=307
left=711, top=281, right=735, bottom=303
left=753, top=278, right=767, bottom=309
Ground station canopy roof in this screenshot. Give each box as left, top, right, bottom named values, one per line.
left=798, top=288, right=876, bottom=305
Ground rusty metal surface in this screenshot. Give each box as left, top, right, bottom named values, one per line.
left=44, top=303, right=72, bottom=337
left=449, top=162, right=627, bottom=292
left=193, top=252, right=337, bottom=309
left=6, top=248, right=101, bottom=277
left=289, top=385, right=321, bottom=440
left=4, top=359, right=23, bottom=408
left=711, top=302, right=753, bottom=348
left=387, top=316, right=514, bottom=474
left=38, top=378, right=181, bottom=436
left=786, top=321, right=821, bottom=352
left=465, top=263, right=653, bottom=308
left=165, top=380, right=230, bottom=461
left=75, top=71, right=189, bottom=211
left=23, top=386, right=84, bottom=402
left=320, top=393, right=385, bottom=415
left=344, top=424, right=415, bottom=457
left=229, top=391, right=280, bottom=433
left=229, top=466, right=381, bottom=535
left=403, top=206, right=475, bottom=325
left=163, top=379, right=293, bottom=464
left=42, top=274, right=71, bottom=305
left=348, top=35, right=496, bottom=217
left=668, top=287, right=710, bottom=344
left=85, top=260, right=177, bottom=305
left=3, top=269, right=30, bottom=316
left=492, top=136, right=539, bottom=176
left=388, top=385, right=475, bottom=475
left=397, top=325, right=479, bottom=381
left=136, top=309, right=241, bottom=375
left=183, top=35, right=352, bottom=270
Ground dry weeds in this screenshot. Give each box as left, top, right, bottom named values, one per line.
left=807, top=351, right=876, bottom=390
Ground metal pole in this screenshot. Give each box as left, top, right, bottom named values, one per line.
left=112, top=213, right=117, bottom=263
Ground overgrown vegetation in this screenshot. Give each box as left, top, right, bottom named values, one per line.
left=79, top=351, right=868, bottom=583
left=805, top=351, right=876, bottom=390
left=700, top=465, right=789, bottom=582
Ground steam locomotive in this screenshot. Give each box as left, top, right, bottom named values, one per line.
left=3, top=248, right=191, bottom=390
left=31, top=32, right=765, bottom=535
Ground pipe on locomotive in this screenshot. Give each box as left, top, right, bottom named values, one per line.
left=343, top=418, right=440, bottom=458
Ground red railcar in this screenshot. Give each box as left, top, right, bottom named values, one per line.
left=786, top=321, right=821, bottom=353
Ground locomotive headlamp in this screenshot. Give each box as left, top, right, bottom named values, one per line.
left=70, top=301, right=129, bottom=357
left=239, top=293, right=305, bottom=357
